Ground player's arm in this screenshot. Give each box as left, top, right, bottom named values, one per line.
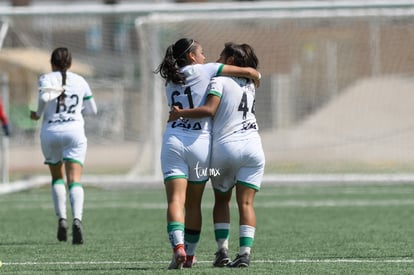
left=30, top=77, right=58, bottom=120
left=82, top=96, right=98, bottom=115
left=30, top=92, right=46, bottom=120
left=220, top=65, right=261, bottom=87
left=168, top=94, right=220, bottom=122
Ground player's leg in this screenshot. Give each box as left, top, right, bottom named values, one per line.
left=48, top=163, right=68, bottom=242
left=228, top=136, right=265, bottom=267
left=228, top=184, right=257, bottom=268
left=212, top=188, right=232, bottom=267
left=62, top=131, right=87, bottom=245
left=161, top=134, right=195, bottom=269
left=210, top=142, right=234, bottom=267
left=65, top=161, right=84, bottom=222
left=41, top=132, right=68, bottom=241
left=182, top=134, right=210, bottom=267
left=65, top=160, right=84, bottom=244
left=165, top=177, right=187, bottom=269
left=183, top=181, right=206, bottom=267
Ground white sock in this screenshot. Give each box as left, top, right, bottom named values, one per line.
left=51, top=179, right=67, bottom=220
left=169, top=230, right=185, bottom=248
left=214, top=223, right=230, bottom=250
left=69, top=182, right=84, bottom=221
left=167, top=222, right=185, bottom=248
left=239, top=225, right=255, bottom=255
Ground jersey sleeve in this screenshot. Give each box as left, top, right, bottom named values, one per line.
left=35, top=75, right=50, bottom=117
left=207, top=77, right=224, bottom=99
left=38, top=73, right=62, bottom=89
left=80, top=77, right=93, bottom=98
left=81, top=77, right=97, bottom=115
left=204, top=63, right=225, bottom=78
left=83, top=96, right=98, bottom=115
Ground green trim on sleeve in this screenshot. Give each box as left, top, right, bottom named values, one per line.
left=83, top=95, right=93, bottom=100
left=216, top=64, right=224, bottom=76
left=208, top=90, right=222, bottom=98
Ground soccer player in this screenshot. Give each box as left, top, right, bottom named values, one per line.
left=168, top=42, right=265, bottom=268
left=30, top=47, right=97, bottom=245
left=155, top=38, right=261, bottom=269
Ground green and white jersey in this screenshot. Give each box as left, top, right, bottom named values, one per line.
left=164, top=63, right=224, bottom=136
left=208, top=76, right=258, bottom=143
left=37, top=71, right=95, bottom=133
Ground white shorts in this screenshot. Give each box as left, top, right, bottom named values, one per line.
left=40, top=130, right=87, bottom=165
left=210, top=135, right=265, bottom=193
left=161, top=133, right=210, bottom=183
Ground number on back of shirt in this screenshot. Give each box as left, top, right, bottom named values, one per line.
left=171, top=87, right=194, bottom=109
left=56, top=94, right=79, bottom=114
left=238, top=91, right=255, bottom=119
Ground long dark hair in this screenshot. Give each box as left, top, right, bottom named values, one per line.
left=51, top=47, right=72, bottom=102
left=221, top=42, right=259, bottom=69
left=154, top=38, right=198, bottom=85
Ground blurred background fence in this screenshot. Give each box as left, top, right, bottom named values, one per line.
left=1, top=1, right=414, bottom=182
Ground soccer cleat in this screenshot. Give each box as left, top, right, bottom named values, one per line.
left=213, top=248, right=230, bottom=267
left=72, top=218, right=84, bottom=245
left=168, top=244, right=186, bottom=270
left=183, top=255, right=196, bottom=268
left=57, top=218, right=68, bottom=242
left=228, top=253, right=250, bottom=268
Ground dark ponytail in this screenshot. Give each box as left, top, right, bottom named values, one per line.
left=50, top=47, right=72, bottom=102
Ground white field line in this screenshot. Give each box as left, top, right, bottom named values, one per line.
left=3, top=258, right=414, bottom=266
left=4, top=173, right=414, bottom=195
left=2, top=199, right=414, bottom=211
left=2, top=199, right=414, bottom=210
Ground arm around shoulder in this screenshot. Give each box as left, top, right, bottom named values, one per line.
left=168, top=95, right=220, bottom=122
left=221, top=65, right=261, bottom=87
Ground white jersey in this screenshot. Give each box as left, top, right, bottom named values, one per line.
left=37, top=71, right=95, bottom=133
left=161, top=63, right=224, bottom=182
left=36, top=71, right=97, bottom=165
left=164, top=63, right=224, bottom=136
left=209, top=76, right=258, bottom=142
left=208, top=76, right=265, bottom=192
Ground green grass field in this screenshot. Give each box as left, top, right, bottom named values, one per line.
left=1, top=182, right=414, bottom=274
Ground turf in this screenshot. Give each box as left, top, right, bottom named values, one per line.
left=0, top=182, right=414, bottom=274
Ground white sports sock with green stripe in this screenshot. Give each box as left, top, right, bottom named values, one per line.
left=69, top=182, right=84, bottom=221
left=167, top=222, right=185, bottom=248
left=51, top=179, right=67, bottom=220
left=214, top=223, right=230, bottom=250
left=184, top=229, right=201, bottom=256
left=239, top=225, right=255, bottom=255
